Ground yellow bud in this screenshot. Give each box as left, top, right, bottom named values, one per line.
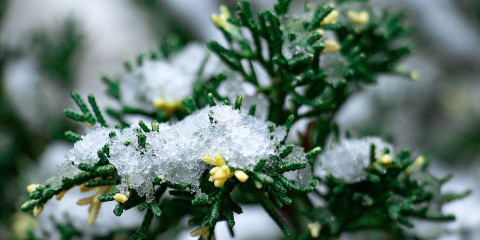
left=77, top=196, right=93, bottom=206
left=211, top=5, right=231, bottom=31
left=321, top=10, right=338, bottom=25
left=307, top=222, right=321, bottom=238
left=406, top=156, right=426, bottom=174
left=33, top=205, right=43, bottom=217
left=316, top=29, right=325, bottom=35
left=207, top=153, right=235, bottom=187
left=153, top=98, right=182, bottom=116
left=213, top=170, right=226, bottom=180
left=214, top=153, right=226, bottom=167
left=12, top=212, right=37, bottom=240
left=27, top=184, right=40, bottom=193
left=113, top=193, right=129, bottom=203
left=219, top=5, right=230, bottom=18
left=152, top=121, right=159, bottom=132
left=156, top=174, right=164, bottom=181
left=379, top=154, right=392, bottom=165
left=80, top=184, right=90, bottom=192
left=211, top=14, right=221, bottom=27
left=234, top=170, right=249, bottom=182
left=190, top=226, right=210, bottom=237
left=209, top=167, right=219, bottom=175
left=88, top=205, right=100, bottom=225
left=254, top=181, right=263, bottom=189
left=214, top=179, right=226, bottom=187
left=414, top=156, right=425, bottom=167
left=56, top=190, right=66, bottom=200
left=348, top=10, right=370, bottom=27
left=203, top=155, right=214, bottom=165
left=323, top=40, right=340, bottom=53
left=220, top=165, right=230, bottom=173
left=153, top=98, right=165, bottom=107
left=411, top=71, right=419, bottom=80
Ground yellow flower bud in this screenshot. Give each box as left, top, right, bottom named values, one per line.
left=203, top=155, right=214, bottom=165
left=214, top=179, right=227, bottom=187
left=348, top=10, right=370, bottom=28
left=113, top=193, right=129, bottom=203
left=307, top=222, right=321, bottom=238
left=214, top=153, right=226, bottom=167
left=153, top=98, right=182, bottom=116
left=323, top=40, right=340, bottom=53
left=190, top=226, right=210, bottom=237
left=27, top=184, right=40, bottom=193
left=33, top=205, right=43, bottom=217
left=56, top=190, right=67, bottom=200
left=379, top=154, right=392, bottom=165
left=321, top=10, right=338, bottom=25
left=234, top=170, right=249, bottom=182
left=411, top=71, right=419, bottom=80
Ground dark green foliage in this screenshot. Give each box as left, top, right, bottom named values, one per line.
left=31, top=19, right=82, bottom=88
left=64, top=131, right=82, bottom=143
left=88, top=94, right=108, bottom=127
left=207, top=0, right=411, bottom=149
left=102, top=76, right=120, bottom=100
left=302, top=152, right=457, bottom=239
left=234, top=95, right=243, bottom=110
left=65, top=91, right=107, bottom=127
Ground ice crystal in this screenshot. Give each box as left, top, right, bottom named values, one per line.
left=30, top=142, right=143, bottom=239
left=320, top=53, right=348, bottom=84
left=283, top=145, right=311, bottom=186
left=120, top=43, right=220, bottom=111
left=63, top=105, right=285, bottom=199
left=315, top=137, right=393, bottom=183
left=280, top=14, right=310, bottom=59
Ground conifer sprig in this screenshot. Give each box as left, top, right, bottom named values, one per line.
left=22, top=93, right=316, bottom=239
left=208, top=0, right=411, bottom=147
left=19, top=1, right=469, bottom=239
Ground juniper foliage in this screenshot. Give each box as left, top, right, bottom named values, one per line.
left=20, top=1, right=468, bottom=239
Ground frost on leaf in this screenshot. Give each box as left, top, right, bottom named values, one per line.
left=315, top=137, right=393, bottom=183
left=64, top=106, right=286, bottom=199
left=119, top=43, right=220, bottom=112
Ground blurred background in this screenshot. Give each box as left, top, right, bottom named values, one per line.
left=0, top=0, right=479, bottom=239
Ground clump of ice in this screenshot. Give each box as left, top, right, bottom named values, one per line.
left=315, top=137, right=393, bottom=183
left=218, top=77, right=270, bottom=120
left=64, top=105, right=285, bottom=199
left=29, top=142, right=143, bottom=239
left=120, top=43, right=221, bottom=111
left=320, top=53, right=349, bottom=84
left=45, top=162, right=82, bottom=191
left=283, top=146, right=312, bottom=186
left=280, top=14, right=310, bottom=59
left=66, top=128, right=112, bottom=165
